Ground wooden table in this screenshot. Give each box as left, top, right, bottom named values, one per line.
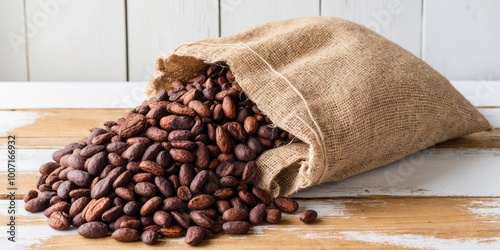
left=1, top=82, right=499, bottom=249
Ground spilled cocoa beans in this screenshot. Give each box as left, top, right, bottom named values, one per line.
left=25, top=62, right=317, bottom=245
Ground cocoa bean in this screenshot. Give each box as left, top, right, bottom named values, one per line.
left=273, top=196, right=299, bottom=213
left=48, top=211, right=71, bottom=230
left=299, top=209, right=318, bottom=224
left=185, top=226, right=205, bottom=246
left=112, top=228, right=140, bottom=242
left=222, top=221, right=250, bottom=234
left=78, top=221, right=109, bottom=238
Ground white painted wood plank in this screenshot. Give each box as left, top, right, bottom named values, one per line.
left=0, top=0, right=28, bottom=80
left=0, top=81, right=148, bottom=109
left=25, top=0, right=126, bottom=81
left=480, top=108, right=500, bottom=128
left=0, top=147, right=499, bottom=197
left=339, top=231, right=500, bottom=250
left=454, top=81, right=500, bottom=107
left=294, top=149, right=500, bottom=198
left=0, top=81, right=499, bottom=109
left=423, top=0, right=500, bottom=81
left=127, top=0, right=219, bottom=82
left=220, top=0, right=320, bottom=36
left=0, top=110, right=40, bottom=137
left=321, top=0, right=422, bottom=57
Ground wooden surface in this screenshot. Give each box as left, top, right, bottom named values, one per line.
left=0, top=106, right=499, bottom=249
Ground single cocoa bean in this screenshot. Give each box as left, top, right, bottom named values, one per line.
left=141, top=230, right=159, bottom=245
left=48, top=211, right=71, bottom=230
left=222, top=221, right=250, bottom=234
left=112, top=228, right=140, bottom=242
left=185, top=226, right=205, bottom=246
left=249, top=203, right=266, bottom=224
left=119, top=113, right=146, bottom=138
left=83, top=197, right=112, bottom=222
left=273, top=196, right=299, bottom=213
left=158, top=225, right=185, bottom=238
left=299, top=209, right=318, bottom=224
left=23, top=190, right=38, bottom=202
left=153, top=210, right=172, bottom=227
left=215, top=126, right=235, bottom=154
left=188, top=194, right=215, bottom=210
left=266, top=208, right=282, bottom=224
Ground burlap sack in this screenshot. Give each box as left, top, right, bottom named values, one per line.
left=148, top=16, right=491, bottom=196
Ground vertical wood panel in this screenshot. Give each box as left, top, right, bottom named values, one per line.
left=0, top=0, right=27, bottom=80
left=423, top=0, right=500, bottom=81
left=26, top=0, right=126, bottom=81
left=220, top=0, right=320, bottom=36
left=321, top=0, right=422, bottom=57
left=127, top=0, right=219, bottom=82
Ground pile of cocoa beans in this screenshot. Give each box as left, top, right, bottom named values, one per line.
left=24, top=62, right=317, bottom=245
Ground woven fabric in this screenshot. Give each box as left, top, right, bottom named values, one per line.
left=148, top=17, right=491, bottom=196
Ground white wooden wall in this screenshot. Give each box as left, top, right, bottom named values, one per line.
left=0, top=0, right=499, bottom=82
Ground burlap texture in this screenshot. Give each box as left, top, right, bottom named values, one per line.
left=148, top=17, right=491, bottom=196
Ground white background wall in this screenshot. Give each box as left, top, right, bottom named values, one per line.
left=0, top=0, right=499, bottom=82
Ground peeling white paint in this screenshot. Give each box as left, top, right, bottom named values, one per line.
left=0, top=226, right=76, bottom=250
left=293, top=199, right=349, bottom=217
left=299, top=232, right=333, bottom=239
left=468, top=200, right=500, bottom=222
left=0, top=149, right=54, bottom=171
left=340, top=231, right=500, bottom=250
left=0, top=111, right=40, bottom=136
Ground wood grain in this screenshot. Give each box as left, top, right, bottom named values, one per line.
left=2, top=147, right=500, bottom=199
left=1, top=108, right=498, bottom=145
left=0, top=106, right=499, bottom=249
left=2, top=198, right=499, bottom=249
left=1, top=108, right=499, bottom=199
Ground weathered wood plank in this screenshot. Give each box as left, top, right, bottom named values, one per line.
left=1, top=109, right=498, bottom=143
left=0, top=109, right=129, bottom=138
left=1, top=198, right=499, bottom=249
left=1, top=147, right=499, bottom=199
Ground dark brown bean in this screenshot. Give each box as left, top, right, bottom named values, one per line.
left=273, top=196, right=299, bottom=213
left=141, top=230, right=159, bottom=245
left=185, top=226, right=205, bottom=246
left=78, top=222, right=109, bottom=238
left=222, top=221, right=250, bottom=234
left=299, top=209, right=318, bottom=224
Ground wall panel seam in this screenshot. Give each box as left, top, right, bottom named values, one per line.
left=23, top=0, right=30, bottom=81
left=420, top=0, right=426, bottom=60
